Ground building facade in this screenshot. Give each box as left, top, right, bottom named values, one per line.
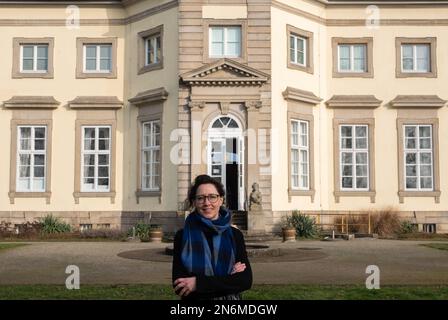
left=1, top=0, right=448, bottom=234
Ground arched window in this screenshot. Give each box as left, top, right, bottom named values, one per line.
left=211, top=116, right=239, bottom=129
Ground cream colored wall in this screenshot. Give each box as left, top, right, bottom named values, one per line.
left=122, top=4, right=179, bottom=211
left=271, top=4, right=328, bottom=212
left=0, top=5, right=125, bottom=20
left=271, top=1, right=448, bottom=213
left=0, top=1, right=180, bottom=214
left=124, top=0, right=168, bottom=16
left=326, top=23, right=448, bottom=212
left=0, top=23, right=125, bottom=212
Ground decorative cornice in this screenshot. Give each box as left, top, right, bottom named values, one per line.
left=282, top=87, right=322, bottom=105
left=272, top=0, right=448, bottom=27
left=68, top=96, right=123, bottom=109
left=188, top=101, right=205, bottom=111
left=128, top=87, right=168, bottom=106
left=326, top=95, right=382, bottom=108
left=389, top=95, right=447, bottom=108
left=3, top=96, right=60, bottom=109
left=181, top=58, right=269, bottom=87
left=245, top=101, right=262, bottom=110
left=0, top=0, right=178, bottom=26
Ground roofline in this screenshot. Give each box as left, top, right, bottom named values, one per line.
left=0, top=1, right=122, bottom=6
left=315, top=0, right=448, bottom=5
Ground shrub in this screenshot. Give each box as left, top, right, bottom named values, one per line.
left=0, top=221, right=16, bottom=238
left=39, top=215, right=71, bottom=234
left=134, top=221, right=150, bottom=239
left=79, top=228, right=127, bottom=240
left=289, top=211, right=318, bottom=238
left=400, top=220, right=418, bottom=234
left=370, top=208, right=402, bottom=238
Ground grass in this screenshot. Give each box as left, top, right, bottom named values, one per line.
left=420, top=243, right=448, bottom=251
left=397, top=233, right=448, bottom=241
left=0, top=243, right=28, bottom=252
left=0, top=284, right=447, bottom=300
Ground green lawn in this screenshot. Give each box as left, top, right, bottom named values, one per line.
left=0, top=243, right=28, bottom=252
left=0, top=284, right=447, bottom=300
left=420, top=243, right=448, bottom=251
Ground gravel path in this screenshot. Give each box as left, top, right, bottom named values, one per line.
left=0, top=239, right=447, bottom=285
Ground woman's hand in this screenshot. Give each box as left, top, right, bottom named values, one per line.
left=173, top=277, right=197, bottom=297
left=231, top=262, right=246, bottom=275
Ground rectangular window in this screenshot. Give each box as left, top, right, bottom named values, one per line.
left=289, top=34, right=306, bottom=66
left=83, top=44, right=112, bottom=72
left=338, top=44, right=366, bottom=72
left=291, top=120, right=309, bottom=190
left=209, top=26, right=241, bottom=58
left=16, top=126, right=46, bottom=192
left=141, top=121, right=161, bottom=191
left=20, top=44, right=48, bottom=72
left=401, top=44, right=430, bottom=72
left=81, top=126, right=111, bottom=192
left=404, top=125, right=433, bottom=191
left=145, top=34, right=161, bottom=66
left=339, top=125, right=369, bottom=190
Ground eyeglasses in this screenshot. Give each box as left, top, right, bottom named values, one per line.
left=195, top=194, right=220, bottom=203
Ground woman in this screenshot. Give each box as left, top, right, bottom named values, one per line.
left=172, top=174, right=252, bottom=300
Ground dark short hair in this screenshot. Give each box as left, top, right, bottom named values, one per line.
left=187, top=174, right=225, bottom=207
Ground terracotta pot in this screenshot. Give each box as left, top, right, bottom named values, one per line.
left=282, top=227, right=296, bottom=242
left=149, top=229, right=163, bottom=243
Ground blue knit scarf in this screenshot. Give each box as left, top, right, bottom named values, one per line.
left=181, top=208, right=236, bottom=277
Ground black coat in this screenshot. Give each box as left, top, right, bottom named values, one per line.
left=172, top=226, right=252, bottom=300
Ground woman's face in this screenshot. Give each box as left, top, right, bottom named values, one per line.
left=194, top=183, right=223, bottom=221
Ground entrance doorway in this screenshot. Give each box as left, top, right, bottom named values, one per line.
left=207, top=116, right=244, bottom=211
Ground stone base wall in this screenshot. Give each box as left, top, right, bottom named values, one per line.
left=0, top=211, right=186, bottom=233
left=267, top=210, right=448, bottom=234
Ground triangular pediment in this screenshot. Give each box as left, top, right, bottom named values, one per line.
left=181, top=58, right=269, bottom=87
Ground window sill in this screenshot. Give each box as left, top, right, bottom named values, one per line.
left=334, top=191, right=376, bottom=203
left=138, top=62, right=163, bottom=75
left=73, top=191, right=116, bottom=204
left=333, top=71, right=373, bottom=78
left=396, top=72, right=436, bottom=78
left=76, top=72, right=117, bottom=79
left=204, top=56, right=247, bottom=64
left=288, top=189, right=315, bottom=202
left=287, top=62, right=313, bottom=74
left=8, top=191, right=51, bottom=204
left=135, top=190, right=161, bottom=204
left=12, top=72, right=53, bottom=79
left=398, top=190, right=440, bottom=203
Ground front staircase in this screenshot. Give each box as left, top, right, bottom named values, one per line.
left=231, top=210, right=247, bottom=230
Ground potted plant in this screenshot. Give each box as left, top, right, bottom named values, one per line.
left=281, top=215, right=296, bottom=242
left=135, top=221, right=150, bottom=242
left=148, top=224, right=163, bottom=243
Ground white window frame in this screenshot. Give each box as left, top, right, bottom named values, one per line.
left=401, top=44, right=430, bottom=73
left=209, top=26, right=242, bottom=58
left=403, top=125, right=433, bottom=191
left=291, top=119, right=310, bottom=190
left=289, top=34, right=307, bottom=67
left=145, top=34, right=161, bottom=66
left=339, top=125, right=369, bottom=191
left=20, top=44, right=48, bottom=73
left=16, top=126, right=46, bottom=192
left=338, top=44, right=367, bottom=73
left=83, top=44, right=112, bottom=73
left=141, top=120, right=161, bottom=191
left=81, top=126, right=111, bottom=192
